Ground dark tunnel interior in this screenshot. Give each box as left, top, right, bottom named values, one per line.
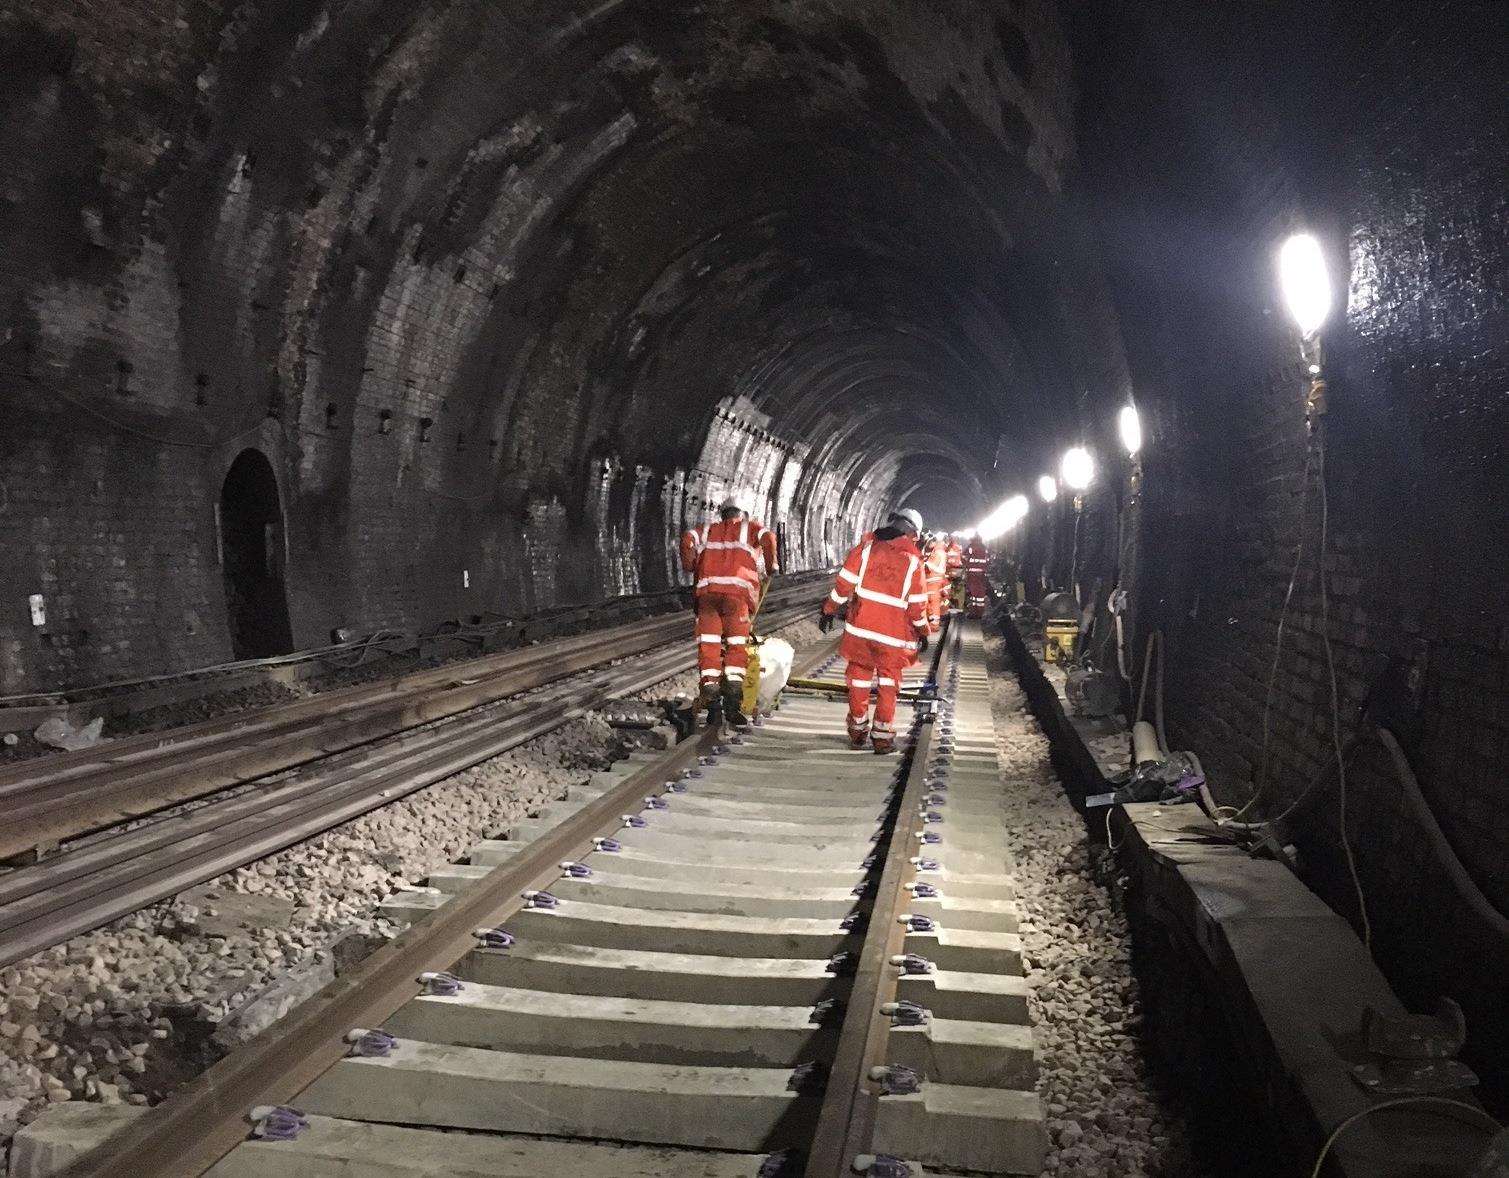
left=0, top=0, right=1505, bottom=1165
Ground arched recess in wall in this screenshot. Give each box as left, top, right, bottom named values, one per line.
left=218, top=448, right=294, bottom=659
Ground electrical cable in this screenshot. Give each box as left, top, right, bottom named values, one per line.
left=1317, top=439, right=1370, bottom=947
left=1308, top=1096, right=1500, bottom=1178
left=1232, top=441, right=1314, bottom=823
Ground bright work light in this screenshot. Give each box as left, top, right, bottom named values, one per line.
left=1060, top=446, right=1094, bottom=491
left=1118, top=405, right=1142, bottom=456
left=976, top=494, right=1029, bottom=542
left=1279, top=233, right=1331, bottom=337
left=1037, top=474, right=1057, bottom=502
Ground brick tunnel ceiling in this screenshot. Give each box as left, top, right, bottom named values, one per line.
left=4, top=0, right=1122, bottom=542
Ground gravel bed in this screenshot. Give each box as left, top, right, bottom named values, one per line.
left=985, top=634, right=1208, bottom=1177
left=0, top=613, right=831, bottom=1163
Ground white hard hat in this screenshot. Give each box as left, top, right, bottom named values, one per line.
left=890, top=507, right=924, bottom=534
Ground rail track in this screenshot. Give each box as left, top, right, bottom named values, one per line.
left=0, top=575, right=826, bottom=865
left=0, top=580, right=823, bottom=970
left=51, top=618, right=1044, bottom=1177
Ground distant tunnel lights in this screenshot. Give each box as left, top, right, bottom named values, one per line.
left=976, top=494, right=1029, bottom=543
left=1118, top=405, right=1142, bottom=456
left=1037, top=474, right=1057, bottom=503
left=1060, top=446, right=1095, bottom=491
left=1279, top=233, right=1332, bottom=338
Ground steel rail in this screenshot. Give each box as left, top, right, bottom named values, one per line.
left=0, top=577, right=825, bottom=861
left=58, top=635, right=843, bottom=1178
left=804, top=619, right=957, bottom=1177
left=0, top=607, right=809, bottom=970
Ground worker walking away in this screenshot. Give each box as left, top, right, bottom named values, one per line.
left=945, top=533, right=966, bottom=613
left=964, top=533, right=991, bottom=618
left=679, top=499, right=778, bottom=730
left=818, top=508, right=930, bottom=754
left=921, top=530, right=949, bottom=633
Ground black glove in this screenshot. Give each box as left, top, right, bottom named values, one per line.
left=916, top=631, right=930, bottom=655
left=818, top=611, right=835, bottom=634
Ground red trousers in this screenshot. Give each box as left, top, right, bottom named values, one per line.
left=695, top=594, right=751, bottom=685
left=926, top=585, right=945, bottom=631
left=844, top=639, right=911, bottom=741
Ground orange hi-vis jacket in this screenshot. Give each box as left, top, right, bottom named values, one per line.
left=945, top=538, right=965, bottom=578
left=822, top=531, right=930, bottom=661
left=679, top=516, right=778, bottom=606
left=922, top=537, right=949, bottom=629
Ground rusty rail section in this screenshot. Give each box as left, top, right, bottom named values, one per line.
left=0, top=575, right=824, bottom=862
left=60, top=635, right=843, bottom=1178
left=0, top=631, right=791, bottom=970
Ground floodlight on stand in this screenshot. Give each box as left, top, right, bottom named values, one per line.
left=1037, top=474, right=1057, bottom=503
left=1118, top=405, right=1142, bottom=456
left=1060, top=446, right=1094, bottom=491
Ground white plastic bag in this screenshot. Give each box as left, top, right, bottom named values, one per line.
left=755, top=636, right=794, bottom=712
left=33, top=715, right=106, bottom=751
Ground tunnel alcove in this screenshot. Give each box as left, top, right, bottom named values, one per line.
left=218, top=448, right=294, bottom=660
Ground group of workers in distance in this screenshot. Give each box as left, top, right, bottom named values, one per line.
left=680, top=500, right=988, bottom=755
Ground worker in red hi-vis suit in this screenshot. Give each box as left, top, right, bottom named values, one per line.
left=964, top=534, right=992, bottom=618
left=818, top=508, right=930, bottom=754
left=679, top=499, right=778, bottom=729
left=921, top=531, right=950, bottom=633
left=944, top=532, right=967, bottom=613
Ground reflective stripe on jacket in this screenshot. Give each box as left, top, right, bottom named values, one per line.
left=679, top=517, right=778, bottom=603
left=823, top=531, right=929, bottom=653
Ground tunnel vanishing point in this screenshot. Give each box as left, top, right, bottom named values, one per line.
left=0, top=0, right=1506, bottom=1170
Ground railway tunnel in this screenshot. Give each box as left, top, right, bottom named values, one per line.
left=0, top=1, right=1506, bottom=1175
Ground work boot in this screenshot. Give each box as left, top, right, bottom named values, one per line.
left=722, top=683, right=751, bottom=731
left=697, top=681, right=720, bottom=708
left=871, top=737, right=895, bottom=755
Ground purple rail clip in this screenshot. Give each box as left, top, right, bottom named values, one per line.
left=643, top=796, right=670, bottom=810
left=758, top=1150, right=799, bottom=1178
left=418, top=971, right=464, bottom=996
left=592, top=837, right=621, bottom=853
left=840, top=913, right=867, bottom=931
left=881, top=1000, right=929, bottom=1027
left=890, top=953, right=934, bottom=975
left=867, top=1063, right=922, bottom=1096
left=921, top=811, right=944, bottom=824
left=681, top=767, right=703, bottom=779
left=826, top=950, right=856, bottom=975
left=920, top=830, right=942, bottom=844
left=344, top=1028, right=397, bottom=1058
left=924, top=794, right=947, bottom=806
left=248, top=1105, right=308, bottom=1141
left=899, top=913, right=937, bottom=933
left=559, top=861, right=592, bottom=879
left=698, top=755, right=719, bottom=767
left=909, top=881, right=939, bottom=899
left=854, top=1156, right=915, bottom=1178
left=622, top=814, right=648, bottom=828
left=663, top=779, right=687, bottom=793
left=522, top=889, right=559, bottom=909
left=472, top=927, right=515, bottom=949
left=912, top=857, right=940, bottom=872
left=810, top=997, right=843, bottom=1025
left=787, top=1061, right=827, bottom=1094
left=851, top=881, right=871, bottom=897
